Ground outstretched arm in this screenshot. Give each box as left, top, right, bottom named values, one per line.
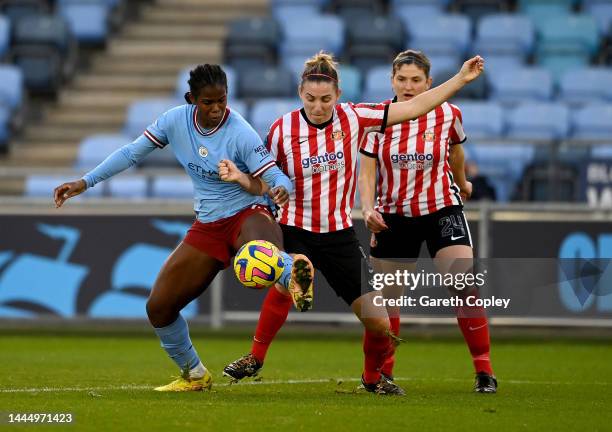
left=54, top=135, right=157, bottom=208
left=387, top=56, right=484, bottom=127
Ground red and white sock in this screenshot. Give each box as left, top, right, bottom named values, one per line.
left=250, top=285, right=292, bottom=363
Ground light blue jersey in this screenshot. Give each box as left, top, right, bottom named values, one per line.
left=82, top=105, right=292, bottom=223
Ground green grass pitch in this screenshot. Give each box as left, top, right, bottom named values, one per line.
left=1, top=329, right=611, bottom=431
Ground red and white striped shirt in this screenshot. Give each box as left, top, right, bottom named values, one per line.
left=267, top=102, right=388, bottom=233
left=360, top=100, right=466, bottom=217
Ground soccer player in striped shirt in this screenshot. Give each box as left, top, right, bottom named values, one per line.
left=52, top=64, right=314, bottom=392
left=359, top=50, right=497, bottom=393
left=223, top=52, right=484, bottom=395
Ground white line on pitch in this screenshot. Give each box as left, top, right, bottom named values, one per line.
left=0, top=377, right=609, bottom=393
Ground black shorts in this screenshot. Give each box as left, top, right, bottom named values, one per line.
left=370, top=205, right=473, bottom=260
left=280, top=224, right=364, bottom=306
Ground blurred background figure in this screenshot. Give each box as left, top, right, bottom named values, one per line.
left=465, top=160, right=496, bottom=201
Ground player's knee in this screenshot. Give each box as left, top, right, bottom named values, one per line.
left=361, top=317, right=391, bottom=336
left=146, top=297, right=175, bottom=327
left=145, top=297, right=160, bottom=323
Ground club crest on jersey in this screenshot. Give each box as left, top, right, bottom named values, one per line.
left=423, top=130, right=436, bottom=142
left=331, top=130, right=346, bottom=141
left=198, top=146, right=209, bottom=158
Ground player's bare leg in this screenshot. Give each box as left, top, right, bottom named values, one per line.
left=147, top=242, right=222, bottom=391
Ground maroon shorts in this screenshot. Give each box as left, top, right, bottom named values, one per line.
left=183, top=204, right=274, bottom=268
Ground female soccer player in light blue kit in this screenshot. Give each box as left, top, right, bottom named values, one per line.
left=53, top=64, right=314, bottom=392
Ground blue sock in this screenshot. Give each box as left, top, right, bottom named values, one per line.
left=278, top=251, right=293, bottom=289
left=153, top=315, right=201, bottom=373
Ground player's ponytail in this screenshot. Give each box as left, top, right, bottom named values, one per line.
left=392, top=50, right=431, bottom=78
left=300, top=51, right=339, bottom=89
left=185, top=64, right=228, bottom=103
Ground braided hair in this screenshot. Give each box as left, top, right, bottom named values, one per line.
left=184, top=64, right=228, bottom=103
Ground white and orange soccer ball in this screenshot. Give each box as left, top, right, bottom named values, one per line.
left=233, top=240, right=285, bottom=289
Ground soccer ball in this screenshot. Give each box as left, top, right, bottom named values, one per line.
left=233, top=240, right=285, bottom=289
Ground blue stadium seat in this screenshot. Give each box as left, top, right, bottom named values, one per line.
left=345, top=15, right=405, bottom=72
left=455, top=0, right=510, bottom=22
left=487, top=67, right=553, bottom=104
left=591, top=144, right=612, bottom=159
left=518, top=0, right=576, bottom=6
left=506, top=102, right=570, bottom=140
left=250, top=98, right=302, bottom=139
left=24, top=175, right=104, bottom=198
left=0, top=65, right=24, bottom=112
left=12, top=14, right=75, bottom=60
left=272, top=4, right=320, bottom=22
left=536, top=15, right=600, bottom=57
left=151, top=176, right=193, bottom=199
left=0, top=0, right=50, bottom=25
left=390, top=0, right=450, bottom=7
left=271, top=0, right=328, bottom=6
left=10, top=47, right=63, bottom=94
left=279, top=14, right=344, bottom=59
left=0, top=105, right=11, bottom=152
left=108, top=176, right=148, bottom=199
left=584, top=1, right=612, bottom=34
left=282, top=55, right=310, bottom=81
left=345, top=15, right=405, bottom=52
left=338, top=65, right=362, bottom=103
left=467, top=142, right=535, bottom=201
left=454, top=101, right=504, bottom=138
left=482, top=55, right=525, bottom=76
left=237, top=66, right=295, bottom=100
left=558, top=68, right=612, bottom=105
left=124, top=98, right=180, bottom=140
left=332, top=0, right=383, bottom=21
left=392, top=3, right=444, bottom=29
left=57, top=0, right=111, bottom=44
left=228, top=100, right=248, bottom=121
left=75, top=133, right=132, bottom=170
left=175, top=65, right=237, bottom=101
left=473, top=14, right=535, bottom=58
left=362, top=66, right=393, bottom=103
left=434, top=69, right=486, bottom=99
left=10, top=14, right=77, bottom=93
left=536, top=53, right=590, bottom=83
left=0, top=15, right=10, bottom=58
left=572, top=104, right=612, bottom=140
left=408, top=14, right=472, bottom=56
left=225, top=17, right=281, bottom=69
left=519, top=1, right=572, bottom=23
left=427, top=54, right=461, bottom=78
